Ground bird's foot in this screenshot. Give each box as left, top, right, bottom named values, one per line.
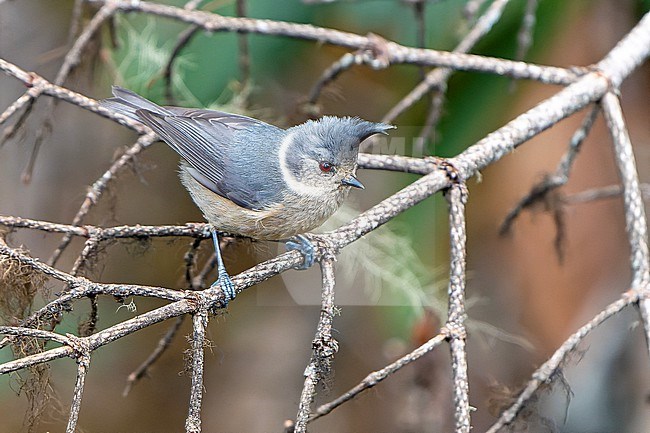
left=210, top=268, right=236, bottom=303
left=286, top=234, right=316, bottom=270
left=209, top=226, right=236, bottom=303
left=286, top=234, right=335, bottom=270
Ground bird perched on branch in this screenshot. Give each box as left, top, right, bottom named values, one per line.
left=101, top=86, right=394, bottom=302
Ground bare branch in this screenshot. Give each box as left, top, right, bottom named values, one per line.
left=49, top=133, right=157, bottom=266
left=0, top=215, right=212, bottom=240
left=123, top=316, right=185, bottom=396
left=185, top=309, right=208, bottom=433
left=0, top=86, right=42, bottom=127
left=500, top=105, right=600, bottom=236
left=0, top=300, right=197, bottom=375
left=499, top=104, right=600, bottom=262
left=56, top=3, right=117, bottom=86
left=515, top=0, right=539, bottom=62
left=236, top=0, right=250, bottom=86
left=1, top=4, right=650, bottom=430
left=601, top=92, right=650, bottom=350
left=22, top=3, right=118, bottom=183
left=311, top=332, right=447, bottom=421
left=163, top=0, right=205, bottom=102
left=307, top=52, right=362, bottom=107
left=295, top=255, right=338, bottom=433
left=384, top=0, right=514, bottom=124
left=463, top=0, right=490, bottom=23
left=70, top=236, right=102, bottom=279
left=66, top=338, right=91, bottom=433
left=564, top=183, right=650, bottom=204
left=164, top=26, right=201, bottom=103
left=445, top=184, right=470, bottom=432
left=67, top=0, right=86, bottom=45
left=485, top=291, right=640, bottom=433
left=601, top=93, right=650, bottom=286
left=87, top=0, right=578, bottom=84
left=0, top=58, right=150, bottom=133
left=0, top=326, right=71, bottom=346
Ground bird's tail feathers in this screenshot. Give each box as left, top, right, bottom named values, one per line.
left=101, top=86, right=171, bottom=121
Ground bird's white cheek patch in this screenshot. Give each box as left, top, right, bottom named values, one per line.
left=278, top=132, right=325, bottom=197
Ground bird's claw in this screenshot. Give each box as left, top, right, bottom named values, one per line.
left=286, top=234, right=316, bottom=270
left=209, top=226, right=236, bottom=304
left=211, top=269, right=236, bottom=303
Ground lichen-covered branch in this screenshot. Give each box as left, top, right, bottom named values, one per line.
left=295, top=255, right=338, bottom=433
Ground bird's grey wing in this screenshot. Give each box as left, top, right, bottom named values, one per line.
left=136, top=109, right=284, bottom=210
left=163, top=107, right=269, bottom=131
left=101, top=87, right=284, bottom=210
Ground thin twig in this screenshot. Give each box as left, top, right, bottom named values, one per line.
left=123, top=316, right=185, bottom=396
left=0, top=326, right=72, bottom=345
left=306, top=52, right=361, bottom=107
left=74, top=239, right=102, bottom=338
left=66, top=350, right=91, bottom=433
left=67, top=0, right=86, bottom=45
left=601, top=92, right=650, bottom=349
left=0, top=215, right=212, bottom=239
left=463, top=0, right=490, bottom=23
left=163, top=0, right=204, bottom=102
left=86, top=0, right=579, bottom=84
left=184, top=238, right=204, bottom=287
left=1, top=90, right=39, bottom=146
left=563, top=183, right=650, bottom=204
left=49, top=133, right=157, bottom=266
left=515, top=0, right=539, bottom=62
left=485, top=291, right=641, bottom=433
left=164, top=26, right=200, bottom=103
left=500, top=105, right=600, bottom=233
left=412, top=0, right=426, bottom=80
left=23, top=3, right=118, bottom=183
left=70, top=236, right=102, bottom=277
left=185, top=309, right=208, bottom=433
left=55, top=3, right=117, bottom=86
left=445, top=184, right=470, bottom=433
left=0, top=86, right=42, bottom=127
left=499, top=104, right=600, bottom=262
left=383, top=0, right=514, bottom=125
left=192, top=253, right=218, bottom=290
left=295, top=255, right=338, bottom=433
left=0, top=238, right=188, bottom=339
left=310, top=332, right=447, bottom=421
left=0, top=58, right=151, bottom=133
left=236, top=0, right=250, bottom=86
left=0, top=300, right=197, bottom=375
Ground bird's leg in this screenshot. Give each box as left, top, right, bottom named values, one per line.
left=210, top=227, right=236, bottom=301
left=285, top=234, right=316, bottom=270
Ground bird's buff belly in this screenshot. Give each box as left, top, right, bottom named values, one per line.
left=180, top=169, right=342, bottom=240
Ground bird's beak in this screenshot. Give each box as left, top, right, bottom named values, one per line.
left=341, top=175, right=364, bottom=189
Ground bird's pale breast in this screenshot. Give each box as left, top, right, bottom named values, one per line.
left=180, top=167, right=348, bottom=239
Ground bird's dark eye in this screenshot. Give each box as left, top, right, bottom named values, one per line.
left=319, top=162, right=336, bottom=174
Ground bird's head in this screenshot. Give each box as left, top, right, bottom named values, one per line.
left=280, top=116, right=395, bottom=197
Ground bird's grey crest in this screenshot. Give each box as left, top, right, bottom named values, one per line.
left=289, top=116, right=394, bottom=164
